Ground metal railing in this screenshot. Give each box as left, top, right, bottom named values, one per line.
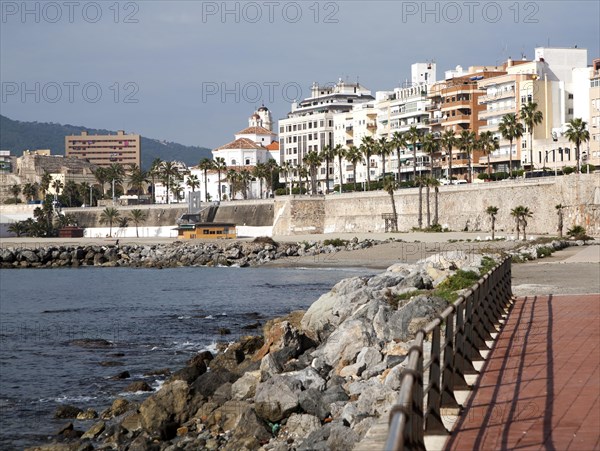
left=385, top=257, right=513, bottom=450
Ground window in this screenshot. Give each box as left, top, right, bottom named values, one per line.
left=245, top=159, right=250, bottom=165
left=568, top=94, right=574, bottom=99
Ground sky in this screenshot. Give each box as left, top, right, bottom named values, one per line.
left=1, top=0, right=599, bottom=149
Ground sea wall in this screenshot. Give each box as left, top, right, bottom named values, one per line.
left=273, top=174, right=600, bottom=236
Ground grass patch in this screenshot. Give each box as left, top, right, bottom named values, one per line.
left=536, top=246, right=554, bottom=258
left=323, top=238, right=348, bottom=247
left=432, top=269, right=481, bottom=303
left=479, top=256, right=497, bottom=275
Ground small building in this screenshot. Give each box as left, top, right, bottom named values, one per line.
left=58, top=226, right=85, bottom=238
left=175, top=222, right=236, bottom=240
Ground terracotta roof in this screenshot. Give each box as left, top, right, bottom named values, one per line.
left=236, top=126, right=275, bottom=135
left=214, top=137, right=266, bottom=151
left=266, top=141, right=280, bottom=151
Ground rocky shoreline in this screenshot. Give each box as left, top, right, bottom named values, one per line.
left=26, top=251, right=497, bottom=451
left=0, top=238, right=391, bottom=269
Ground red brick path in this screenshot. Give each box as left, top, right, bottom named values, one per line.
left=446, top=294, right=600, bottom=451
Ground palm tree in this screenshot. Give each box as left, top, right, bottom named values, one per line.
left=159, top=161, right=180, bottom=204
left=100, top=207, right=120, bottom=237
left=424, top=178, right=432, bottom=227
left=415, top=176, right=425, bottom=229
left=252, top=163, right=267, bottom=198
left=498, top=113, right=524, bottom=177
left=51, top=178, right=64, bottom=200
left=281, top=161, right=292, bottom=195
left=303, top=151, right=322, bottom=195
left=333, top=144, right=346, bottom=194
left=22, top=182, right=38, bottom=202
left=298, top=165, right=309, bottom=195
left=440, top=129, right=456, bottom=184
left=107, top=163, right=126, bottom=199
left=345, top=145, right=363, bottom=191
left=390, top=131, right=407, bottom=182
left=361, top=136, right=376, bottom=190
left=128, top=164, right=148, bottom=196
left=486, top=206, right=499, bottom=239
left=40, top=170, right=52, bottom=198
left=555, top=204, right=565, bottom=238
left=320, top=144, right=335, bottom=193
left=376, top=137, right=392, bottom=181
left=62, top=180, right=79, bottom=207
left=383, top=176, right=398, bottom=232
left=239, top=169, right=252, bottom=199
left=10, top=184, right=21, bottom=203
left=149, top=158, right=163, bottom=203
left=457, top=130, right=476, bottom=183
left=431, top=178, right=440, bottom=226
left=520, top=102, right=543, bottom=173
left=131, top=208, right=148, bottom=238
left=198, top=158, right=214, bottom=202
left=186, top=174, right=200, bottom=193
left=265, top=158, right=278, bottom=196
left=213, top=157, right=227, bottom=201
left=422, top=133, right=439, bottom=180
left=405, top=126, right=422, bottom=181
left=226, top=169, right=239, bottom=199
left=511, top=205, right=532, bottom=240
left=479, top=131, right=500, bottom=176
left=564, top=118, right=590, bottom=173
left=8, top=221, right=28, bottom=237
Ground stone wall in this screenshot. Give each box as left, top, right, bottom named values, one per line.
left=273, top=174, right=600, bottom=236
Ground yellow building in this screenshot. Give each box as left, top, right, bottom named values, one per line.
left=176, top=223, right=237, bottom=240
left=65, top=130, right=141, bottom=168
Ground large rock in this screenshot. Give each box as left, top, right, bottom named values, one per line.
left=139, top=380, right=190, bottom=435
left=231, top=370, right=260, bottom=400
left=255, top=375, right=301, bottom=422
left=81, top=421, right=105, bottom=439
left=54, top=405, right=82, bottom=419
left=313, top=319, right=376, bottom=368
left=284, top=413, right=321, bottom=443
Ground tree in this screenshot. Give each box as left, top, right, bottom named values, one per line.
left=186, top=174, right=200, bottom=193
left=265, top=159, right=278, bottom=196
left=520, top=102, right=543, bottom=173
left=40, top=170, right=52, bottom=197
left=390, top=131, right=407, bottom=183
left=457, top=130, right=476, bottom=183
left=62, top=180, right=79, bottom=207
left=405, top=126, right=422, bottom=181
left=303, top=151, right=322, bottom=195
left=333, top=144, right=346, bottom=194
left=226, top=169, right=239, bottom=200
left=431, top=178, right=440, bottom=226
left=479, top=131, right=500, bottom=176
left=440, top=129, right=456, bottom=184
left=107, top=163, right=126, bottom=200
left=128, top=164, right=148, bottom=196
left=149, top=158, right=163, bottom=203
left=486, top=206, right=499, bottom=239
left=383, top=177, right=398, bottom=232
left=239, top=169, right=252, bottom=199
left=252, top=163, right=268, bottom=198
left=360, top=136, right=376, bottom=190
left=281, top=161, right=293, bottom=195
left=51, top=178, right=64, bottom=200
left=22, top=182, right=38, bottom=202
left=320, top=144, right=335, bottom=193
left=198, top=158, right=214, bottom=202
left=214, top=157, right=227, bottom=201
left=159, top=161, right=181, bottom=204
left=564, top=118, right=590, bottom=173
left=422, top=133, right=439, bottom=180
left=555, top=204, right=565, bottom=238
left=298, top=165, right=309, bottom=195
left=415, top=176, right=425, bottom=229
left=130, top=209, right=147, bottom=238
left=100, top=207, right=120, bottom=237
left=345, top=145, right=363, bottom=191
left=376, top=137, right=392, bottom=181
left=498, top=113, right=524, bottom=177
left=511, top=205, right=532, bottom=241
left=10, top=184, right=21, bottom=203
left=8, top=221, right=28, bottom=237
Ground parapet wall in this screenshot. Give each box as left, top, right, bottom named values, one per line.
left=273, top=174, right=600, bottom=236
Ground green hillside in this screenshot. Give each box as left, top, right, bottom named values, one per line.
left=0, top=115, right=212, bottom=170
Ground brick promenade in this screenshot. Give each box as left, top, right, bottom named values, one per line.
left=446, top=294, right=600, bottom=451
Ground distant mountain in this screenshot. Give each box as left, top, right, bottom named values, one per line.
left=0, top=115, right=212, bottom=170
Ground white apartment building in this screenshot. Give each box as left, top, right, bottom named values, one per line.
left=279, top=79, right=374, bottom=191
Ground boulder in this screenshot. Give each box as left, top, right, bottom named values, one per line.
left=192, top=369, right=237, bottom=400
left=76, top=408, right=98, bottom=420
left=259, top=353, right=283, bottom=381
left=54, top=405, right=82, bottom=419
left=231, top=370, right=260, bottom=400
left=81, top=421, right=105, bottom=439
left=284, top=413, right=321, bottom=443
left=169, top=360, right=206, bottom=384
left=255, top=375, right=301, bottom=422
left=139, top=380, right=190, bottom=435
left=314, top=319, right=376, bottom=368
left=125, top=381, right=153, bottom=392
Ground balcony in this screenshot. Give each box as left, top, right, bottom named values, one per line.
left=367, top=121, right=377, bottom=129
left=478, top=88, right=516, bottom=104
left=442, top=114, right=472, bottom=124
left=479, top=105, right=516, bottom=119
left=426, top=103, right=440, bottom=111
left=441, top=98, right=471, bottom=110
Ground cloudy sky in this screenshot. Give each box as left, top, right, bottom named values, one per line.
left=1, top=1, right=598, bottom=149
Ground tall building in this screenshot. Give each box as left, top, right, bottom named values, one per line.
left=589, top=59, right=600, bottom=164
left=279, top=79, right=374, bottom=191
left=65, top=130, right=141, bottom=168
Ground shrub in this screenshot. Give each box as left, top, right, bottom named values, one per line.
left=562, top=166, right=576, bottom=175
left=478, top=173, right=490, bottom=180
left=323, top=238, right=348, bottom=247
left=536, top=246, right=554, bottom=258
left=580, top=164, right=595, bottom=173
left=253, top=236, right=278, bottom=246
left=567, top=225, right=593, bottom=241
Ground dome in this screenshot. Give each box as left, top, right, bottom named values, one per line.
left=251, top=113, right=260, bottom=119
left=257, top=105, right=269, bottom=112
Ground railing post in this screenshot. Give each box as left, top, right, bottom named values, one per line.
left=454, top=300, right=477, bottom=384
left=424, top=323, right=448, bottom=435
left=441, top=310, right=462, bottom=409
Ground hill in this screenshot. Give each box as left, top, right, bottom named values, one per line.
left=0, top=115, right=212, bottom=170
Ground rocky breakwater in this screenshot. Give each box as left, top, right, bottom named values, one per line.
left=0, top=237, right=390, bottom=269
left=25, top=251, right=495, bottom=451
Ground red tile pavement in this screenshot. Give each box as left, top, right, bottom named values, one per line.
left=445, top=294, right=600, bottom=451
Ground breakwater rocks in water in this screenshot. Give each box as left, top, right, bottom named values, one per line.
left=26, top=251, right=494, bottom=451
left=0, top=238, right=390, bottom=269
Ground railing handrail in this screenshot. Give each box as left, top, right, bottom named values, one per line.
left=385, top=257, right=513, bottom=450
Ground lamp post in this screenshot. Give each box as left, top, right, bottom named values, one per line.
left=89, top=185, right=93, bottom=207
